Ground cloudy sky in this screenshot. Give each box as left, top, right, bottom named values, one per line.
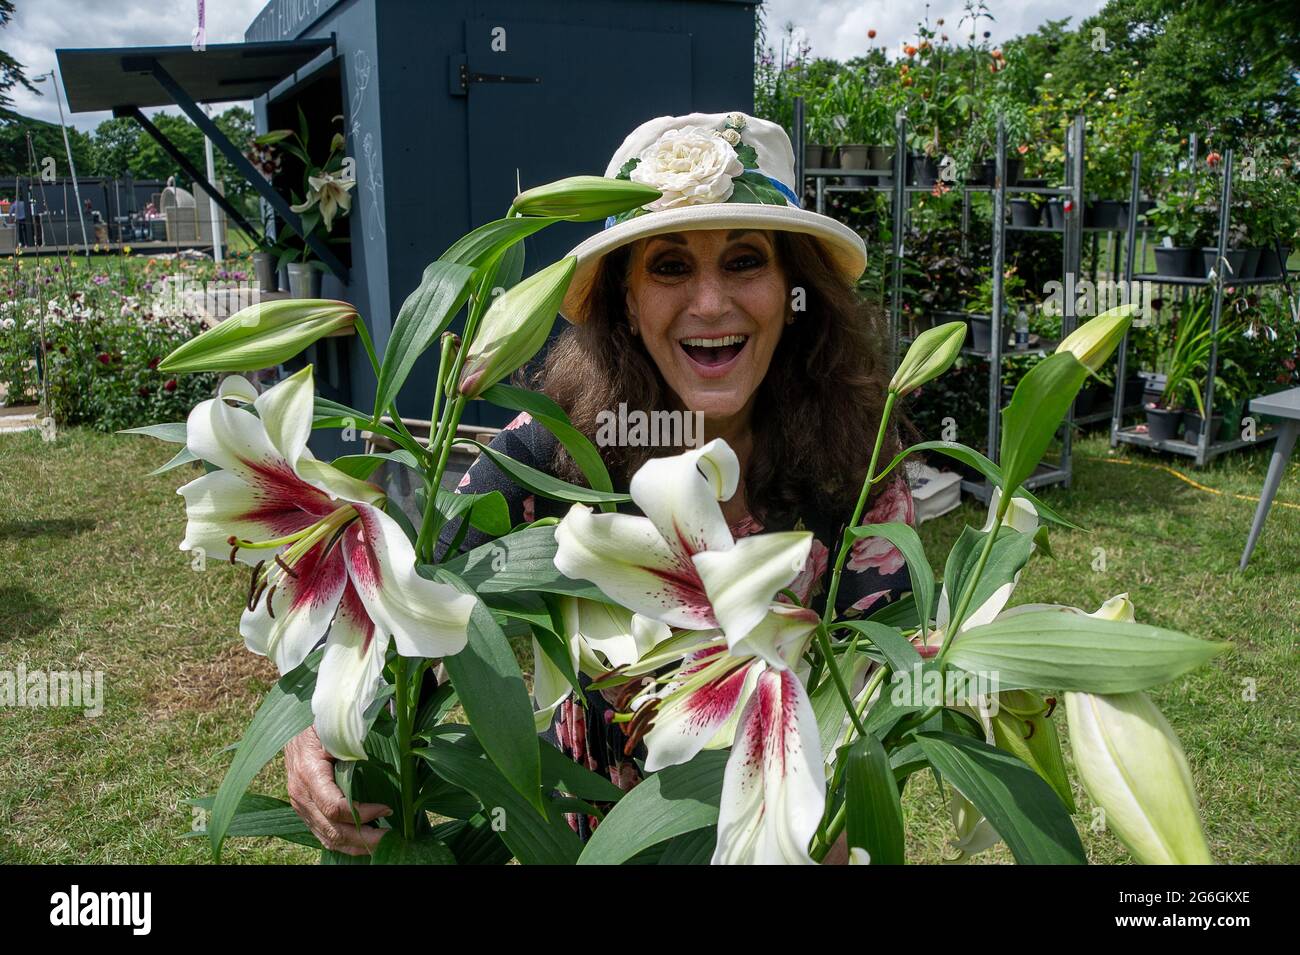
left=6, top=0, right=1105, bottom=131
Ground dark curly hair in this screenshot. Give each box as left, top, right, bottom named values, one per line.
left=524, top=229, right=910, bottom=529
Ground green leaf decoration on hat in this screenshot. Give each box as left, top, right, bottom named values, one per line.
left=728, top=171, right=788, bottom=206
left=734, top=143, right=760, bottom=170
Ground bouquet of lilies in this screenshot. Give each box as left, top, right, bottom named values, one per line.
left=134, top=176, right=1223, bottom=865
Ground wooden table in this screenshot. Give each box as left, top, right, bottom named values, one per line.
left=1239, top=386, right=1300, bottom=569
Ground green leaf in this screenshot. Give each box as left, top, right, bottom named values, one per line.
left=186, top=793, right=319, bottom=848
left=841, top=734, right=906, bottom=864
left=429, top=569, right=542, bottom=812
left=1000, top=352, right=1091, bottom=493
left=836, top=620, right=921, bottom=676
left=416, top=730, right=582, bottom=864
left=436, top=814, right=513, bottom=865
left=371, top=831, right=456, bottom=864
left=656, top=826, right=717, bottom=864
left=208, top=650, right=321, bottom=861
left=330, top=449, right=420, bottom=481
left=149, top=445, right=199, bottom=475
left=941, top=525, right=1037, bottom=633
left=578, top=750, right=729, bottom=865
left=540, top=740, right=626, bottom=803
left=436, top=488, right=512, bottom=538
left=481, top=382, right=616, bottom=510
left=728, top=171, right=788, bottom=205
left=946, top=610, right=1228, bottom=693
left=874, top=441, right=1079, bottom=529
left=375, top=261, right=476, bottom=412
left=914, top=732, right=1086, bottom=864
left=734, top=143, right=759, bottom=169
left=811, top=646, right=870, bottom=759
left=845, top=521, right=935, bottom=638
left=454, top=439, right=630, bottom=506
left=435, top=525, right=609, bottom=602
left=119, top=422, right=187, bottom=443
left=439, top=216, right=563, bottom=270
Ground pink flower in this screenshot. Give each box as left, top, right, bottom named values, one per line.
left=504, top=411, right=533, bottom=431
left=850, top=589, right=891, bottom=615
left=847, top=477, right=915, bottom=575
left=785, top=537, right=829, bottom=604
left=522, top=494, right=535, bottom=523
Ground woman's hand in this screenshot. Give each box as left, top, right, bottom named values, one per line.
left=285, top=726, right=392, bottom=856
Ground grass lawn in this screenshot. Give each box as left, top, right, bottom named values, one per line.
left=0, top=424, right=1296, bottom=864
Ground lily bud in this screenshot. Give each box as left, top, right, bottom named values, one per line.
left=1064, top=690, right=1214, bottom=864
left=160, top=299, right=356, bottom=373
left=459, top=257, right=576, bottom=398
left=889, top=321, right=966, bottom=395
left=510, top=176, right=662, bottom=222
left=990, top=689, right=1075, bottom=812
left=1055, top=303, right=1135, bottom=375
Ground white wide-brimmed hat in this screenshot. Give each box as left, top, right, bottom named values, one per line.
left=559, top=110, right=867, bottom=322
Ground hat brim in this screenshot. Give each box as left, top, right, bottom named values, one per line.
left=558, top=203, right=867, bottom=323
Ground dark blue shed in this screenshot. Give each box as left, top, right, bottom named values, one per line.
left=244, top=0, right=759, bottom=446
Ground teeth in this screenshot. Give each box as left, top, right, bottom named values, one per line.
left=680, top=335, right=748, bottom=347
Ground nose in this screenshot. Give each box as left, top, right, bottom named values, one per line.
left=685, top=264, right=731, bottom=322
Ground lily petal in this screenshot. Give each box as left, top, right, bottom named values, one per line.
left=177, top=468, right=318, bottom=565
left=554, top=503, right=716, bottom=629
left=342, top=503, right=474, bottom=658
left=641, top=647, right=760, bottom=772
left=241, top=534, right=348, bottom=673
left=629, top=438, right=739, bottom=564
left=313, top=584, right=389, bottom=761
left=692, top=531, right=812, bottom=652
left=712, top=667, right=824, bottom=865
left=252, top=366, right=315, bottom=471
left=728, top=603, right=820, bottom=671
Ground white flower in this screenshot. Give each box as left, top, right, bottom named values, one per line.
left=725, top=112, right=747, bottom=130
left=629, top=126, right=744, bottom=211
left=721, top=128, right=741, bottom=146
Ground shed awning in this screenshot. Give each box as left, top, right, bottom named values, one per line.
left=55, top=39, right=333, bottom=113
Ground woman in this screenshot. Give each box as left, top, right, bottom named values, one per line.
left=285, top=111, right=917, bottom=855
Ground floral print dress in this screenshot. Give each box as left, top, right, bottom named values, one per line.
left=438, top=412, right=916, bottom=839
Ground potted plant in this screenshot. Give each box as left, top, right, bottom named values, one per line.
left=1142, top=172, right=1204, bottom=278
left=964, top=266, right=1026, bottom=352
left=258, top=111, right=355, bottom=297
left=243, top=135, right=283, bottom=293
left=1145, top=299, right=1218, bottom=442
left=1195, top=155, right=1254, bottom=279
left=1235, top=152, right=1299, bottom=279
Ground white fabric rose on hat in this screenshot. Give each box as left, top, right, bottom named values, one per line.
left=629, top=126, right=745, bottom=211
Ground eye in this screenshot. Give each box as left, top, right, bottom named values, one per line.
left=648, top=255, right=690, bottom=277
left=727, top=251, right=766, bottom=271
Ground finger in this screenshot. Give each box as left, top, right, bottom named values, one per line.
left=320, top=791, right=392, bottom=826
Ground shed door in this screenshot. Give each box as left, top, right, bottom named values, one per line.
left=463, top=17, right=693, bottom=266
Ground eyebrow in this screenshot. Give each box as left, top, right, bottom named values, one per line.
left=646, top=229, right=767, bottom=246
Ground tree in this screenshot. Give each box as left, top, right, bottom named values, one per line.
left=0, top=0, right=38, bottom=123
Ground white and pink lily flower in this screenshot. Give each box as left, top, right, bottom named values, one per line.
left=177, top=365, right=475, bottom=761
left=553, top=439, right=825, bottom=864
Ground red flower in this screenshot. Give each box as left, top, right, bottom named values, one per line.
left=1063, top=199, right=1075, bottom=213
left=147, top=356, right=162, bottom=370
left=1206, top=151, right=1221, bottom=167
left=1017, top=144, right=1029, bottom=154
left=138, top=387, right=152, bottom=398
left=904, top=44, right=918, bottom=56
left=97, top=352, right=111, bottom=364
left=868, top=28, right=877, bottom=38
left=164, top=379, right=177, bottom=392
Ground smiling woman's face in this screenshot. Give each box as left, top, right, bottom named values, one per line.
left=624, top=229, right=788, bottom=421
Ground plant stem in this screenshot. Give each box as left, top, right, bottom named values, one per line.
left=821, top=389, right=898, bottom=626
left=937, top=486, right=1013, bottom=660
left=815, top=624, right=868, bottom=738
left=394, top=655, right=416, bottom=840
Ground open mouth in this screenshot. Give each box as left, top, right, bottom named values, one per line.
left=678, top=334, right=749, bottom=371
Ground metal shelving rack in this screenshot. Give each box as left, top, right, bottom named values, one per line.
left=794, top=100, right=1092, bottom=502
left=1108, top=147, right=1296, bottom=466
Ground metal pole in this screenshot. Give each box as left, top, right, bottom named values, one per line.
left=988, top=116, right=1006, bottom=467
left=1112, top=149, right=1142, bottom=446
left=793, top=95, right=804, bottom=208
left=42, top=72, right=89, bottom=255
left=203, top=104, right=224, bottom=262
left=890, top=111, right=908, bottom=369
left=1198, top=149, right=1232, bottom=466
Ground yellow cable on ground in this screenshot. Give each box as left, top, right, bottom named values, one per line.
left=1076, top=454, right=1300, bottom=511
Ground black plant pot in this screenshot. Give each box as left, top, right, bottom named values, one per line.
left=1153, top=246, right=1198, bottom=278
left=867, top=145, right=893, bottom=172
left=1144, top=405, right=1184, bottom=442
left=1084, top=199, right=1127, bottom=230
left=1003, top=158, right=1023, bottom=186
left=969, top=316, right=992, bottom=353
left=1182, top=411, right=1224, bottom=444
left=1256, top=245, right=1292, bottom=278
left=1010, top=199, right=1041, bottom=227
left=1201, top=247, right=1250, bottom=280
left=910, top=154, right=938, bottom=186
left=1074, top=383, right=1104, bottom=417
left=1019, top=177, right=1049, bottom=188
left=1046, top=200, right=1065, bottom=230
left=1240, top=247, right=1262, bottom=279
